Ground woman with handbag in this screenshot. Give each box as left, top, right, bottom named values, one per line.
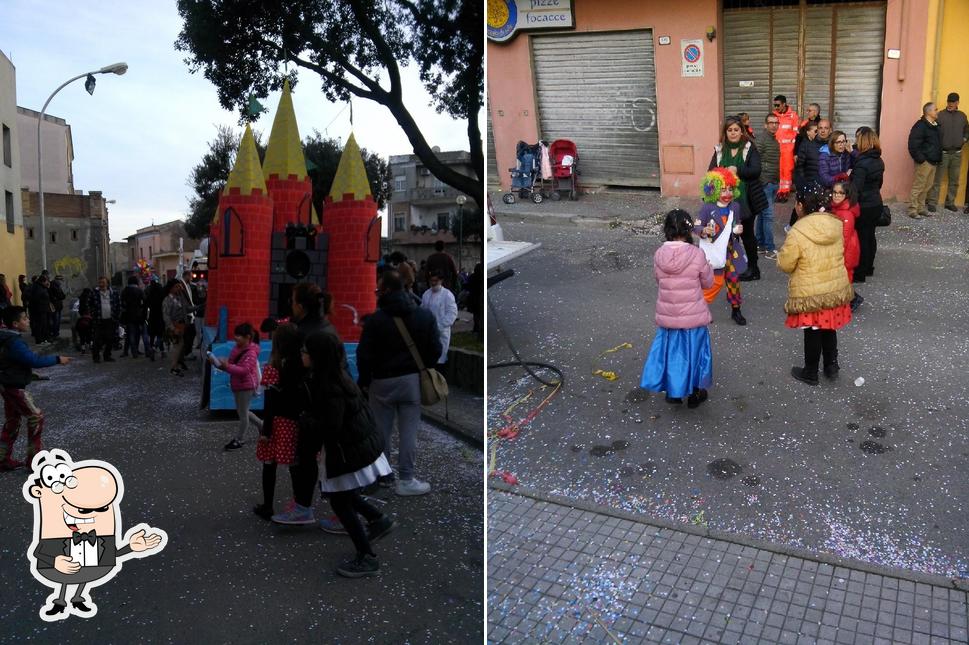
left=162, top=281, right=191, bottom=376
left=850, top=128, right=886, bottom=283
left=302, top=330, right=395, bottom=578
left=357, top=272, right=442, bottom=497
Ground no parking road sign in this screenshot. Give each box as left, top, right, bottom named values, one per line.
left=681, top=39, right=704, bottom=78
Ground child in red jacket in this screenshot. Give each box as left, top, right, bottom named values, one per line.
left=830, top=180, right=863, bottom=311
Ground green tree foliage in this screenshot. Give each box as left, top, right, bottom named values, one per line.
left=451, top=206, right=483, bottom=242
left=184, top=125, right=265, bottom=239
left=174, top=0, right=482, bottom=211
left=184, top=126, right=390, bottom=239
left=302, top=130, right=391, bottom=216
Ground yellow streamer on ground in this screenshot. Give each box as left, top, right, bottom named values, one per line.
left=591, top=342, right=633, bottom=381
left=592, top=369, right=619, bottom=381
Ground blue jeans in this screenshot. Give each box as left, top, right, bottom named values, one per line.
left=756, top=182, right=777, bottom=251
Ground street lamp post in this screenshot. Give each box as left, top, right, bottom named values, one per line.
left=37, top=62, right=127, bottom=272
left=455, top=194, right=467, bottom=273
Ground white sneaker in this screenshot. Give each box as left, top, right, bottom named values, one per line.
left=395, top=478, right=431, bottom=496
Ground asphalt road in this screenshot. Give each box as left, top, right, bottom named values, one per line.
left=0, top=353, right=483, bottom=643
left=488, top=214, right=969, bottom=581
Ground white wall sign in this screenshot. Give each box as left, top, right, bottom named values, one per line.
left=488, top=0, right=575, bottom=43
left=681, top=39, right=704, bottom=78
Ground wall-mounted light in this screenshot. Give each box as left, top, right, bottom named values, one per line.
left=706, top=26, right=716, bottom=42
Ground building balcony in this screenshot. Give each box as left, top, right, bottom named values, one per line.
left=394, top=186, right=467, bottom=206
left=391, top=227, right=457, bottom=245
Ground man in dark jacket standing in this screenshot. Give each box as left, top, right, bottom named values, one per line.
left=27, top=277, right=51, bottom=345
left=357, top=272, right=441, bottom=497
left=908, top=102, right=943, bottom=219
left=927, top=92, right=968, bottom=213
left=756, top=114, right=781, bottom=257
left=86, top=277, right=121, bottom=363
left=120, top=276, right=145, bottom=358
left=48, top=276, right=66, bottom=341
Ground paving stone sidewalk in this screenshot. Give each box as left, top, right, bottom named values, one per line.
left=488, top=491, right=969, bottom=645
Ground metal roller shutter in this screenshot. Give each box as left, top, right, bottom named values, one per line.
left=531, top=31, right=660, bottom=187
left=487, top=95, right=499, bottom=188
left=803, top=6, right=834, bottom=119
left=833, top=5, right=886, bottom=140
left=723, top=3, right=885, bottom=141
left=723, top=11, right=771, bottom=120
left=771, top=8, right=801, bottom=110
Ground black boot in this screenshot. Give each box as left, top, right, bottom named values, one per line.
left=731, top=307, right=747, bottom=326
left=738, top=268, right=761, bottom=282
left=823, top=362, right=840, bottom=379
left=850, top=293, right=864, bottom=311
left=791, top=366, right=819, bottom=386
left=687, top=389, right=708, bottom=409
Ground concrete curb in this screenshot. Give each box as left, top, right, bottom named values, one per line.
left=423, top=407, right=482, bottom=448
left=489, top=481, right=969, bottom=592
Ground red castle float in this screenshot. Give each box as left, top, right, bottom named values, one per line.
left=203, top=81, right=380, bottom=409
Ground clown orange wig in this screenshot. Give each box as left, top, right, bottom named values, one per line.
left=700, top=167, right=740, bottom=204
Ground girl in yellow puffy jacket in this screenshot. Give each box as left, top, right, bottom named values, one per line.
left=777, top=184, right=854, bottom=386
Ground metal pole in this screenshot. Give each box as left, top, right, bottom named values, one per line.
left=35, top=64, right=127, bottom=273
left=458, top=204, right=463, bottom=272
left=37, top=72, right=89, bottom=273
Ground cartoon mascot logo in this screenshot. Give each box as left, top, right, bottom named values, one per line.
left=22, top=449, right=167, bottom=621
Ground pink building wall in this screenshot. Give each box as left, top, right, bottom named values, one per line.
left=488, top=0, right=931, bottom=202
left=488, top=0, right=722, bottom=198
left=880, top=0, right=933, bottom=201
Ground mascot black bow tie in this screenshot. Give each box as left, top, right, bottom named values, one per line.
left=72, top=531, right=97, bottom=546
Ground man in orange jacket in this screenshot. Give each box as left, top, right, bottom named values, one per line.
left=773, top=95, right=800, bottom=202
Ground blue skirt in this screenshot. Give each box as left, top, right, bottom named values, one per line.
left=640, top=327, right=713, bottom=399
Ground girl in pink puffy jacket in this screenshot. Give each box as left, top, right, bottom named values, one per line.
left=640, top=210, right=715, bottom=408
left=209, top=322, right=263, bottom=451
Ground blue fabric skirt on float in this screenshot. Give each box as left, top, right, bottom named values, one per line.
left=640, top=326, right=713, bottom=399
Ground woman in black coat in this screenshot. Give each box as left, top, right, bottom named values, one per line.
left=849, top=129, right=885, bottom=282
left=710, top=116, right=768, bottom=280
left=302, top=330, right=395, bottom=578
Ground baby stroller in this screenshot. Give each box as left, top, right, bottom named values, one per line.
left=549, top=139, right=579, bottom=201
left=503, top=141, right=544, bottom=204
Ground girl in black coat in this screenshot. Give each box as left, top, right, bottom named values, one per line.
left=253, top=323, right=308, bottom=520
left=849, top=129, right=885, bottom=281
left=302, top=330, right=395, bottom=578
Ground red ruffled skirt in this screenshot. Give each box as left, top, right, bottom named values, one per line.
left=785, top=303, right=852, bottom=330
left=255, top=417, right=298, bottom=465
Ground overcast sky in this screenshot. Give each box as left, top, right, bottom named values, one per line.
left=1, top=1, right=477, bottom=241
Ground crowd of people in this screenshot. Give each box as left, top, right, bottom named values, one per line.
left=0, top=248, right=469, bottom=578
left=640, top=91, right=969, bottom=406
left=378, top=241, right=484, bottom=339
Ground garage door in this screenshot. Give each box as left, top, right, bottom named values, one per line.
left=532, top=30, right=660, bottom=187
left=723, top=4, right=885, bottom=138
